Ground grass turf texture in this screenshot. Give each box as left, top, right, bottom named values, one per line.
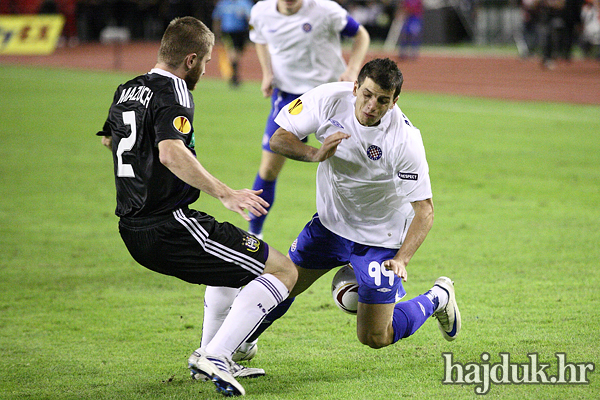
left=1, top=64, right=599, bottom=399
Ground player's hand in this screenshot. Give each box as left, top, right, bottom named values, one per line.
left=339, top=68, right=359, bottom=83
left=222, top=188, right=270, bottom=221
left=313, top=131, right=350, bottom=162
left=261, top=75, right=273, bottom=98
left=101, top=136, right=112, bottom=150
left=382, top=259, right=408, bottom=282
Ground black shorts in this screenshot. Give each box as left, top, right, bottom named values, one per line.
left=118, top=208, right=269, bottom=287
left=223, top=31, right=248, bottom=52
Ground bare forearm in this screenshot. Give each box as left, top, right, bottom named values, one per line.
left=255, top=43, right=273, bottom=79
left=342, top=25, right=370, bottom=81
left=158, top=140, right=232, bottom=201
left=270, top=128, right=319, bottom=162
left=393, top=199, right=434, bottom=265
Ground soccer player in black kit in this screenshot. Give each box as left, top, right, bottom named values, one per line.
left=97, top=17, right=297, bottom=397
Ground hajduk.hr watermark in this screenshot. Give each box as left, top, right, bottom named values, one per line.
left=442, top=352, right=595, bottom=395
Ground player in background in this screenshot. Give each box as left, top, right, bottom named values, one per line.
left=200, top=0, right=370, bottom=361
left=97, top=17, right=297, bottom=397
left=235, top=58, right=461, bottom=354
left=212, top=0, right=254, bottom=86
left=248, top=0, right=370, bottom=238
left=397, top=0, right=424, bottom=59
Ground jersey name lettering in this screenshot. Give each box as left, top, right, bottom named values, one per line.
left=117, top=86, right=153, bottom=108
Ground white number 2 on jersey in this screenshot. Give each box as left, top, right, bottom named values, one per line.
left=117, top=111, right=136, bottom=178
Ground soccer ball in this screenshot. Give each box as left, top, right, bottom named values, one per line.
left=331, top=265, right=359, bottom=315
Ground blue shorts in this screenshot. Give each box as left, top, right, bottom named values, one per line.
left=289, top=214, right=406, bottom=304
left=262, top=89, right=305, bottom=152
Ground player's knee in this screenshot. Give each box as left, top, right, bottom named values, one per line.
left=358, top=332, right=391, bottom=349
left=264, top=251, right=298, bottom=292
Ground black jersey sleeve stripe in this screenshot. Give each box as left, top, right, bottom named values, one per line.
left=173, top=209, right=265, bottom=276
left=173, top=78, right=190, bottom=108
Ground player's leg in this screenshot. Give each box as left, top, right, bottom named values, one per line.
left=352, top=246, right=460, bottom=347
left=249, top=90, right=301, bottom=236
left=357, top=294, right=436, bottom=348
left=235, top=214, right=350, bottom=358
left=249, top=150, right=286, bottom=236
left=200, top=286, right=241, bottom=348
left=165, top=210, right=296, bottom=395
left=202, top=246, right=296, bottom=357
left=228, top=32, right=246, bottom=86
left=350, top=246, right=445, bottom=348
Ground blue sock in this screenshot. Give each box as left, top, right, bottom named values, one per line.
left=246, top=297, right=295, bottom=342
left=391, top=294, right=436, bottom=343
left=249, top=174, right=276, bottom=235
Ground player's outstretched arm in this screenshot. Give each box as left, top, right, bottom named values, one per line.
left=340, top=25, right=370, bottom=82
left=382, top=198, right=434, bottom=281
left=158, top=139, right=269, bottom=220
left=270, top=128, right=350, bottom=163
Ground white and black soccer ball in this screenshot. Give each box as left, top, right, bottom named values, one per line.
left=331, top=264, right=359, bottom=315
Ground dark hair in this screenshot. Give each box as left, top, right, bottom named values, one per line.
left=357, top=58, right=403, bottom=98
left=157, top=17, right=214, bottom=68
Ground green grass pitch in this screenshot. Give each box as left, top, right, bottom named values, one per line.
left=0, top=64, right=599, bottom=399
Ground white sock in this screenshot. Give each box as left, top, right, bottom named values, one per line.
left=204, top=274, right=289, bottom=357
left=200, top=286, right=241, bottom=348
left=430, top=285, right=449, bottom=313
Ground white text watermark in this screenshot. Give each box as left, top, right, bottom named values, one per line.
left=442, top=352, right=595, bottom=395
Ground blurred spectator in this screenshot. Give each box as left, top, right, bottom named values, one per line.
left=539, top=0, right=566, bottom=68
left=397, top=0, right=423, bottom=59
left=37, top=0, right=79, bottom=46
left=516, top=0, right=541, bottom=58
left=212, top=0, right=253, bottom=87
left=580, top=0, right=600, bottom=57
left=560, top=0, right=584, bottom=60
left=166, top=0, right=213, bottom=24
left=345, top=0, right=393, bottom=40
left=77, top=0, right=111, bottom=41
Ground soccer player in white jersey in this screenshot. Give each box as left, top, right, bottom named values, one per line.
left=237, top=58, right=461, bottom=355
left=247, top=0, right=370, bottom=237
left=199, top=0, right=370, bottom=361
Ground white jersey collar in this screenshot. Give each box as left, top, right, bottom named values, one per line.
left=149, top=68, right=188, bottom=91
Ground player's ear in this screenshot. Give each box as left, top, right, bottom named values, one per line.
left=352, top=81, right=359, bottom=96
left=390, top=95, right=399, bottom=109
left=185, top=53, right=197, bottom=71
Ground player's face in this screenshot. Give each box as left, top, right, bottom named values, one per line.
left=353, top=78, right=398, bottom=127
left=277, top=0, right=303, bottom=15
left=185, top=46, right=212, bottom=91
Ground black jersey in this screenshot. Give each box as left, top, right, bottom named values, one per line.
left=98, top=69, right=200, bottom=218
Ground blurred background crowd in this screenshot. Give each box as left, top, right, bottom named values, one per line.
left=1, top=0, right=599, bottom=65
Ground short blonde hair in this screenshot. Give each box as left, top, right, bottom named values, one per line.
left=158, top=17, right=214, bottom=68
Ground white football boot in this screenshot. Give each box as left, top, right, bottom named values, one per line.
left=188, top=348, right=245, bottom=396
left=432, top=277, right=461, bottom=341
left=191, top=354, right=265, bottom=381
left=232, top=342, right=258, bottom=362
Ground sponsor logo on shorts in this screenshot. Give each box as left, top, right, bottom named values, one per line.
left=290, top=238, right=298, bottom=252
left=288, top=98, right=303, bottom=115
left=302, top=23, right=312, bottom=32
left=173, top=116, right=191, bottom=134
left=243, top=235, right=260, bottom=252
left=398, top=172, right=418, bottom=181
left=329, top=118, right=344, bottom=129
left=367, top=145, right=382, bottom=160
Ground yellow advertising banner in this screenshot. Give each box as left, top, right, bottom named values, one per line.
left=0, top=15, right=65, bottom=55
